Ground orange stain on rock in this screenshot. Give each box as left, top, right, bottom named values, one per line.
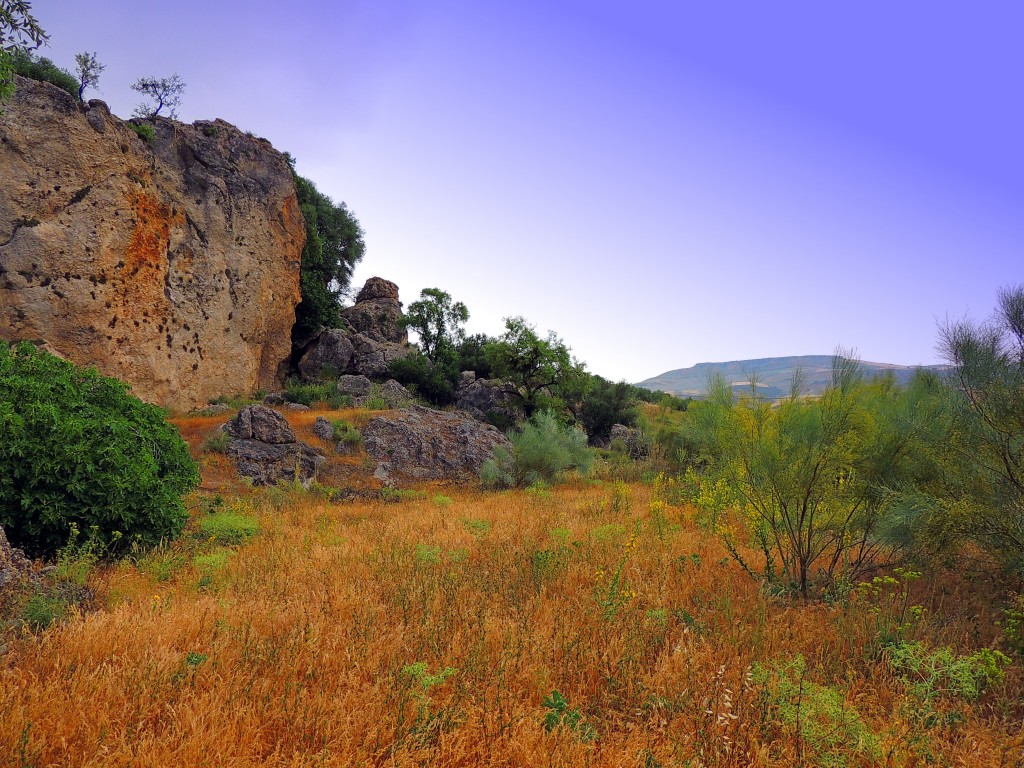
left=124, top=191, right=183, bottom=275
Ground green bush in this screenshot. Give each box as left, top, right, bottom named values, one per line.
left=10, top=51, right=77, bottom=98
left=128, top=121, right=156, bottom=142
left=0, top=342, right=199, bottom=559
left=331, top=419, right=362, bottom=446
left=200, top=429, right=230, bottom=454
left=197, top=509, right=259, bottom=545
left=283, top=378, right=333, bottom=406
left=481, top=411, right=593, bottom=489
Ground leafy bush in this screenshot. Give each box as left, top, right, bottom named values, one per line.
left=10, top=51, right=77, bottom=98
left=0, top=342, right=199, bottom=559
left=389, top=350, right=458, bottom=406
left=364, top=383, right=387, bottom=411
left=885, top=642, right=1010, bottom=702
left=481, top=411, right=593, bottom=488
left=128, top=121, right=155, bottom=142
left=752, top=655, right=880, bottom=766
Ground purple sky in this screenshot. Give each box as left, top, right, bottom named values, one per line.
left=30, top=1, right=1023, bottom=382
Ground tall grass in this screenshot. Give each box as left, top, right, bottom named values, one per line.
left=0, top=481, right=1019, bottom=766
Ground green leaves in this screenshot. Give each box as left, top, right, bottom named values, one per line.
left=0, top=342, right=199, bottom=558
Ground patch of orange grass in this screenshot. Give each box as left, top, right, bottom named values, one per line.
left=2, top=481, right=1022, bottom=766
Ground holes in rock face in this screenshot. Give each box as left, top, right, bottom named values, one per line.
left=134, top=320, right=140, bottom=328
left=108, top=316, right=118, bottom=329
left=165, top=334, right=172, bottom=346
left=192, top=363, right=198, bottom=371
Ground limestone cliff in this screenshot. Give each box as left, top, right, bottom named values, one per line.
left=0, top=76, right=305, bottom=411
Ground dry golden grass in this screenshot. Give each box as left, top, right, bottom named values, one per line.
left=2, top=448, right=1023, bottom=765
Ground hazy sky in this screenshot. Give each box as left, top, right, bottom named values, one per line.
left=30, top=1, right=1023, bottom=382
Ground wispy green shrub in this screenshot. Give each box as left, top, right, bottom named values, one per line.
left=481, top=411, right=593, bottom=488
left=283, top=378, right=334, bottom=406
left=10, top=51, right=77, bottom=98
left=197, top=509, right=259, bottom=545
left=128, top=121, right=155, bottom=142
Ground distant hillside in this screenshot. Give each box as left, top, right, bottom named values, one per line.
left=637, top=355, right=949, bottom=400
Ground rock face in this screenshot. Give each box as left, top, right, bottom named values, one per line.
left=225, top=406, right=325, bottom=486
left=455, top=371, right=520, bottom=424
left=362, top=404, right=512, bottom=484
left=609, top=423, right=648, bottom=458
left=0, top=525, right=34, bottom=592
left=0, top=77, right=305, bottom=411
left=297, top=277, right=412, bottom=381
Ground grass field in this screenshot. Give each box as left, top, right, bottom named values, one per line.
left=1, top=413, right=1022, bottom=766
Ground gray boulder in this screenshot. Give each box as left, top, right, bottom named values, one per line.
left=337, top=374, right=372, bottom=397
left=297, top=329, right=355, bottom=381
left=313, top=416, right=334, bottom=441
left=225, top=406, right=325, bottom=486
left=455, top=372, right=520, bottom=424
left=609, top=423, right=648, bottom=459
left=362, top=404, right=512, bottom=483
left=380, top=379, right=412, bottom=408
left=0, top=525, right=35, bottom=592
left=226, top=405, right=295, bottom=444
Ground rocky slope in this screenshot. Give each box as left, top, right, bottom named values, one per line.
left=0, top=76, right=305, bottom=410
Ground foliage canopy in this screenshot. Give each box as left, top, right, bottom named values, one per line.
left=291, top=170, right=366, bottom=346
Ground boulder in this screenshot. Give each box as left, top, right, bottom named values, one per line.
left=337, top=374, right=372, bottom=397
left=380, top=379, right=412, bottom=408
left=225, top=406, right=325, bottom=486
left=362, top=404, right=512, bottom=483
left=226, top=405, right=295, bottom=444
left=609, top=423, right=648, bottom=459
left=297, top=329, right=355, bottom=381
left=313, top=416, right=334, bottom=441
left=455, top=372, right=520, bottom=424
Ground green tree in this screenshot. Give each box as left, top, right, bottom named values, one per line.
left=683, top=354, right=939, bottom=596
left=485, top=317, right=576, bottom=419
left=291, top=171, right=366, bottom=346
left=934, top=285, right=1024, bottom=573
left=0, top=342, right=200, bottom=559
left=578, top=376, right=640, bottom=445
left=0, top=0, right=46, bottom=103
left=74, top=50, right=103, bottom=101
left=131, top=73, right=185, bottom=119
left=401, top=288, right=469, bottom=360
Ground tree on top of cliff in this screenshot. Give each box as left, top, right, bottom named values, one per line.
left=0, top=0, right=47, bottom=103
left=131, top=73, right=185, bottom=119
left=291, top=171, right=366, bottom=346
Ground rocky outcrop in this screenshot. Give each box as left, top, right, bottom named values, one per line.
left=609, top=424, right=648, bottom=458
left=455, top=371, right=520, bottom=424
left=297, top=277, right=412, bottom=381
left=225, top=406, right=325, bottom=486
left=341, top=277, right=406, bottom=344
left=0, top=525, right=33, bottom=592
left=0, top=77, right=305, bottom=411
left=362, top=404, right=511, bottom=484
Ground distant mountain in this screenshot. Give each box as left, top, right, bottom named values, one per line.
left=636, top=355, right=950, bottom=400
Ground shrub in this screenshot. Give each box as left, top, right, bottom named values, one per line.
left=331, top=419, right=362, bottom=446
left=10, top=51, right=78, bottom=98
left=128, top=121, right=155, bottom=142
left=200, top=429, right=230, bottom=454
left=0, top=342, right=199, bottom=559
left=283, top=378, right=333, bottom=406
left=364, top=383, right=387, bottom=411
left=481, top=411, right=593, bottom=488
left=197, top=509, right=259, bottom=545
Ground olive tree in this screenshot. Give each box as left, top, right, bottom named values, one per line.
left=74, top=50, right=103, bottom=101
left=131, top=73, right=185, bottom=119
left=0, top=0, right=46, bottom=103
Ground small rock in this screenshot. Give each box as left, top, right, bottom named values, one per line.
left=263, top=392, right=286, bottom=405
left=284, top=402, right=310, bottom=411
left=313, top=416, right=334, bottom=441
left=380, top=379, right=412, bottom=408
